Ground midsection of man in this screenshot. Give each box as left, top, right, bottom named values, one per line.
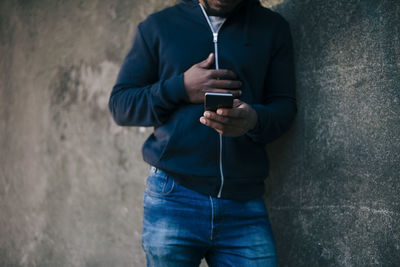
left=109, top=0, right=296, bottom=200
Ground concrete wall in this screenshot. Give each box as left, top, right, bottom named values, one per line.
left=0, top=0, right=399, bottom=266
left=265, top=1, right=400, bottom=266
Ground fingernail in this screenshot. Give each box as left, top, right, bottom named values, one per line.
left=217, top=109, right=223, bottom=115
left=200, top=117, right=206, bottom=124
left=204, top=112, right=210, bottom=118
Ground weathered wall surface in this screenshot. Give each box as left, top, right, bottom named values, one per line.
left=0, top=0, right=398, bottom=266
left=264, top=1, right=400, bottom=266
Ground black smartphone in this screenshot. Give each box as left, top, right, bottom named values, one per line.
left=204, top=92, right=234, bottom=111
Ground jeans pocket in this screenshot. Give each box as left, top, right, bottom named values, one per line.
left=244, top=198, right=269, bottom=217
left=145, top=168, right=175, bottom=197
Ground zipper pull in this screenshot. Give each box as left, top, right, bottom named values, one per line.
left=213, top=33, right=218, bottom=43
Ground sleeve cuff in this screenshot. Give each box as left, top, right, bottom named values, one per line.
left=246, top=104, right=267, bottom=142
left=162, top=73, right=189, bottom=105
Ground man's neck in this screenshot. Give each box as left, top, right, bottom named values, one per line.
left=199, top=0, right=221, bottom=16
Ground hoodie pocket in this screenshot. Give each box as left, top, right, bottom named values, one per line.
left=159, top=105, right=207, bottom=161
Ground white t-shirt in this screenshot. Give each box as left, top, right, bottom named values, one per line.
left=208, top=15, right=226, bottom=32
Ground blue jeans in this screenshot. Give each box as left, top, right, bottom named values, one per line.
left=142, top=167, right=277, bottom=267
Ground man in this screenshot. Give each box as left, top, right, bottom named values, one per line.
left=108, top=0, right=296, bottom=266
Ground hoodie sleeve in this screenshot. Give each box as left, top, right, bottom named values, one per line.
left=246, top=18, right=297, bottom=143
left=108, top=23, right=189, bottom=127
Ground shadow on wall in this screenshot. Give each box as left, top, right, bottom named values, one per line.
left=264, top=0, right=400, bottom=266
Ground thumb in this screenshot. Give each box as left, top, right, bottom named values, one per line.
left=197, top=53, right=214, bottom=68
left=233, top=98, right=244, bottom=108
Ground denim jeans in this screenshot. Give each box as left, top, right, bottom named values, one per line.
left=142, top=167, right=277, bottom=267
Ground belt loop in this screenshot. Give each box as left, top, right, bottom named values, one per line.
left=150, top=165, right=158, bottom=173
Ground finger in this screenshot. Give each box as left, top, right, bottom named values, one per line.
left=216, top=107, right=246, bottom=118
left=205, top=88, right=242, bottom=98
left=209, top=79, right=242, bottom=89
left=200, top=117, right=240, bottom=136
left=203, top=111, right=243, bottom=126
left=200, top=116, right=225, bottom=131
left=197, top=53, right=214, bottom=69
left=209, top=69, right=238, bottom=80
left=232, top=98, right=244, bottom=108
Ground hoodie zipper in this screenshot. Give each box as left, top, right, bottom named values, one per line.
left=199, top=3, right=226, bottom=198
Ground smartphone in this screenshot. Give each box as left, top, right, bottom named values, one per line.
left=204, top=92, right=234, bottom=111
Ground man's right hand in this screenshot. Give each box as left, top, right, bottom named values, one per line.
left=183, top=53, right=242, bottom=104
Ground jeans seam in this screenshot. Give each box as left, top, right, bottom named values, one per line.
left=209, top=196, right=214, bottom=241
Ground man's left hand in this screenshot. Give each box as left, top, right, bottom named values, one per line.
left=200, top=99, right=258, bottom=137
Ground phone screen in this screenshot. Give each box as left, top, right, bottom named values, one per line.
left=204, top=92, right=234, bottom=111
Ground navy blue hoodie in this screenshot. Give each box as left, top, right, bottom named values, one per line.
left=108, top=0, right=296, bottom=200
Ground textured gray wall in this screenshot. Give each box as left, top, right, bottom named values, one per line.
left=0, top=0, right=399, bottom=266
left=265, top=1, right=400, bottom=266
